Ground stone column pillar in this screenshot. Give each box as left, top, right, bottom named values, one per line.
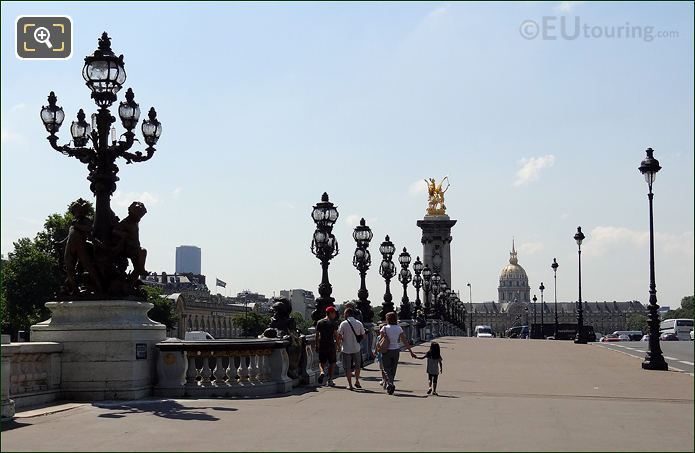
left=417, top=215, right=457, bottom=287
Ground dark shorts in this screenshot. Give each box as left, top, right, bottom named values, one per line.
left=428, top=373, right=439, bottom=384
left=318, top=346, right=337, bottom=365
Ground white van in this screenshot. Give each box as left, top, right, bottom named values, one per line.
left=184, top=331, right=215, bottom=341
left=659, top=319, right=694, bottom=341
left=475, top=325, right=494, bottom=338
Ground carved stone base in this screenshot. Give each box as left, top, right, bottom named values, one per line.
left=31, top=300, right=166, bottom=401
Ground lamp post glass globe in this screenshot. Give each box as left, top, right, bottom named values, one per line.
left=82, top=32, right=126, bottom=107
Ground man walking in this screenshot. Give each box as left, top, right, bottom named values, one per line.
left=337, top=307, right=366, bottom=391
left=315, top=306, right=338, bottom=386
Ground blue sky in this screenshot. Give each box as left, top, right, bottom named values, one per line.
left=2, top=1, right=693, bottom=308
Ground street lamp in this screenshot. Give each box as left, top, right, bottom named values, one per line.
left=352, top=218, right=373, bottom=323
left=574, top=226, right=587, bottom=344
left=41, top=32, right=162, bottom=298
left=539, top=282, right=545, bottom=339
left=467, top=282, right=473, bottom=336
left=431, top=273, right=442, bottom=319
left=422, top=265, right=432, bottom=319
left=310, top=192, right=339, bottom=323
left=638, top=148, right=668, bottom=370
left=551, top=258, right=559, bottom=338
left=397, top=248, right=413, bottom=319
left=532, top=295, right=537, bottom=338
left=379, top=235, right=396, bottom=321
left=412, top=257, right=424, bottom=313
left=439, top=281, right=449, bottom=319
left=524, top=305, right=529, bottom=339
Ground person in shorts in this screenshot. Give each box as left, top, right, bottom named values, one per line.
left=337, top=307, right=366, bottom=391
left=315, top=306, right=338, bottom=386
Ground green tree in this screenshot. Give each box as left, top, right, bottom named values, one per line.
left=144, top=285, right=178, bottom=329
left=662, top=295, right=694, bottom=320
left=2, top=238, right=60, bottom=336
left=627, top=313, right=648, bottom=333
left=235, top=312, right=271, bottom=337
left=291, top=312, right=314, bottom=334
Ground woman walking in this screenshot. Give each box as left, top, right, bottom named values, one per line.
left=378, top=312, right=416, bottom=395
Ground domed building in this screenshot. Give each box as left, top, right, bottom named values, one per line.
left=498, top=240, right=530, bottom=303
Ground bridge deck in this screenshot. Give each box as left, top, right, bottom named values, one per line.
left=2, top=337, right=693, bottom=451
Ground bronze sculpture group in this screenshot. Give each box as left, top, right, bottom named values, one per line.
left=61, top=199, right=148, bottom=298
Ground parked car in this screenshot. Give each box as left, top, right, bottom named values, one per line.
left=659, top=332, right=679, bottom=341
left=475, top=325, right=494, bottom=338
left=641, top=334, right=649, bottom=342
left=601, top=334, right=621, bottom=342
left=184, top=331, right=215, bottom=341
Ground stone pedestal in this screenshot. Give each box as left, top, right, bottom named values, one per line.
left=417, top=215, right=457, bottom=287
left=31, top=300, right=166, bottom=401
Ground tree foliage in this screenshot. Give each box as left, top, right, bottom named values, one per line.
left=235, top=312, right=271, bottom=337
left=1, top=200, right=94, bottom=337
left=627, top=313, right=648, bottom=333
left=291, top=311, right=314, bottom=334
left=144, top=285, right=178, bottom=329
left=663, top=296, right=694, bottom=320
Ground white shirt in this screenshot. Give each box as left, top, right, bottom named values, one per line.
left=338, top=317, right=366, bottom=354
left=380, top=324, right=403, bottom=350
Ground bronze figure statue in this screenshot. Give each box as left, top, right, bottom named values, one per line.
left=262, top=298, right=302, bottom=379
left=63, top=198, right=102, bottom=295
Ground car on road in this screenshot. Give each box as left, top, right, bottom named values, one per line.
left=659, top=332, right=679, bottom=341
left=641, top=334, right=649, bottom=342
left=618, top=334, right=631, bottom=341
left=184, top=331, right=215, bottom=341
left=691, top=330, right=694, bottom=341
left=601, top=334, right=621, bottom=342
left=475, top=325, right=494, bottom=338
left=659, top=318, right=694, bottom=341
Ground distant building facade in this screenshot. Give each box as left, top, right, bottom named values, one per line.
left=176, top=245, right=201, bottom=274
left=232, top=290, right=272, bottom=313
left=280, top=289, right=316, bottom=319
left=168, top=291, right=261, bottom=340
left=144, top=271, right=207, bottom=295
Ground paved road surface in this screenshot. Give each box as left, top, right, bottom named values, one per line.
left=597, top=340, right=694, bottom=374
left=2, top=337, right=693, bottom=452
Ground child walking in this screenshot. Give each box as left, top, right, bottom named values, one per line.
left=415, top=342, right=443, bottom=396
left=374, top=323, right=388, bottom=389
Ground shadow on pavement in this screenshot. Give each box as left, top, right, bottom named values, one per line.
left=93, top=400, right=236, bottom=422
left=0, top=419, right=32, bottom=432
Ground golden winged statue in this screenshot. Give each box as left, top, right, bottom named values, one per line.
left=425, top=176, right=450, bottom=216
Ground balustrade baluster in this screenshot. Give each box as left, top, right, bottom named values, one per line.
left=238, top=353, right=250, bottom=382
left=226, top=355, right=239, bottom=384
left=200, top=356, right=213, bottom=385
left=185, top=355, right=198, bottom=386
left=213, top=356, right=226, bottom=385
left=248, top=353, right=259, bottom=381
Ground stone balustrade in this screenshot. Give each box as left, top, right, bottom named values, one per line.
left=1, top=339, right=63, bottom=416
left=155, top=337, right=293, bottom=398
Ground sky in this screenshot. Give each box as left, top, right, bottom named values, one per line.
left=1, top=1, right=693, bottom=309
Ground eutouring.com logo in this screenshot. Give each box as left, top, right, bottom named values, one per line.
left=520, top=16, right=679, bottom=42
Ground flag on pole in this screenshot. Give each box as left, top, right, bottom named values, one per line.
left=216, top=278, right=227, bottom=288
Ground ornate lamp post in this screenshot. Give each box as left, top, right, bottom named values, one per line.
left=422, top=265, right=432, bottom=319
left=574, top=226, right=587, bottom=344
left=412, top=257, right=424, bottom=313
left=638, top=148, right=668, bottom=370
left=397, top=248, right=413, bottom=319
left=439, top=281, right=448, bottom=319
left=431, top=273, right=442, bottom=319
left=524, top=305, right=529, bottom=338
left=539, top=282, right=545, bottom=339
left=552, top=258, right=559, bottom=338
left=467, top=282, right=473, bottom=336
left=379, top=235, right=396, bottom=321
left=310, top=193, right=339, bottom=323
left=532, top=295, right=537, bottom=338
left=41, top=32, right=162, bottom=298
left=352, top=218, right=373, bottom=323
